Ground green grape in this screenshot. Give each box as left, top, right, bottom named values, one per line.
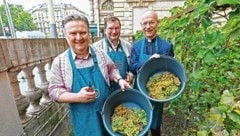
left=111, top=105, right=147, bottom=136
left=146, top=72, right=181, bottom=100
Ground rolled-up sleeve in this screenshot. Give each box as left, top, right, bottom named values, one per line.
left=48, top=56, right=70, bottom=101
left=107, top=62, right=121, bottom=81
left=94, top=46, right=121, bottom=84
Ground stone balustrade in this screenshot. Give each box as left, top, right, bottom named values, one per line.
left=0, top=35, right=133, bottom=136
left=0, top=38, right=70, bottom=136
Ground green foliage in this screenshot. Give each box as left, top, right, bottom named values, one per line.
left=134, top=30, right=144, bottom=41
left=216, top=0, right=240, bottom=5
left=134, top=0, right=240, bottom=134
left=0, top=4, right=37, bottom=34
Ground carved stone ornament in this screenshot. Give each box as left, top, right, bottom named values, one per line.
left=102, top=0, right=113, bottom=10
left=127, top=0, right=155, bottom=2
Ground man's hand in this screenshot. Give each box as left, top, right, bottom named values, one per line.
left=125, top=72, right=134, bottom=84
left=149, top=53, right=160, bottom=59
left=77, top=87, right=97, bottom=103
left=118, top=79, right=131, bottom=91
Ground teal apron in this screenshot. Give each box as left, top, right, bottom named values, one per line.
left=138, top=38, right=164, bottom=129
left=68, top=48, right=110, bottom=136
left=105, top=38, right=128, bottom=92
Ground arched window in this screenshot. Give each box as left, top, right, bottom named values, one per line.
left=102, top=0, right=113, bottom=10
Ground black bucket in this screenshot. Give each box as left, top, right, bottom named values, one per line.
left=101, top=89, right=153, bottom=136
left=137, top=56, right=187, bottom=103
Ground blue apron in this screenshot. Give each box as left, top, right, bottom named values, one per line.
left=105, top=38, right=128, bottom=92
left=139, top=38, right=164, bottom=129
left=68, top=48, right=110, bottom=136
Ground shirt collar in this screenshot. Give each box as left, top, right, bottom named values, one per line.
left=107, top=38, right=120, bottom=48
left=70, top=48, right=92, bottom=60
left=146, top=35, right=157, bottom=43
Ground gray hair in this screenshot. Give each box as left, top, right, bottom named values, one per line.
left=62, top=14, right=89, bottom=28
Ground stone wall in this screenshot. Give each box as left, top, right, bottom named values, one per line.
left=23, top=103, right=71, bottom=136
left=0, top=38, right=70, bottom=136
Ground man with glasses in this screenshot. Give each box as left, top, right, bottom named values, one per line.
left=48, top=14, right=130, bottom=136
left=130, top=10, right=174, bottom=136
left=93, top=16, right=133, bottom=91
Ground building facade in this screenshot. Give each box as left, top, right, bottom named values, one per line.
left=29, top=3, right=88, bottom=37
left=88, top=0, right=185, bottom=38
left=28, top=0, right=185, bottom=39
left=27, top=1, right=226, bottom=40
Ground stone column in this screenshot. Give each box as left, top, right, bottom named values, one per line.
left=89, top=0, right=94, bottom=22
left=36, top=63, right=50, bottom=105
left=47, top=0, right=58, bottom=38
left=45, top=61, right=52, bottom=81
left=21, top=66, right=43, bottom=115
left=94, top=0, right=100, bottom=36
left=7, top=70, right=32, bottom=125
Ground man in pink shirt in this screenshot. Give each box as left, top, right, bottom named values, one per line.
left=48, top=14, right=130, bottom=136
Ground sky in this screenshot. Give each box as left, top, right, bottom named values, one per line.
left=0, top=0, right=90, bottom=13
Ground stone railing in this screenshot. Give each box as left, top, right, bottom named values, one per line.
left=0, top=38, right=71, bottom=136
left=0, top=35, right=134, bottom=136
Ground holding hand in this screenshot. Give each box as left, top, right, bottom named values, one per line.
left=118, top=78, right=131, bottom=91
left=125, top=72, right=134, bottom=84
left=77, top=87, right=97, bottom=103
left=149, top=53, right=160, bottom=59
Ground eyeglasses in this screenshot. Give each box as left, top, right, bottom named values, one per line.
left=140, top=21, right=157, bottom=27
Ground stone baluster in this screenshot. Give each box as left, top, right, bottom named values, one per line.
left=21, top=66, right=43, bottom=115
left=36, top=63, right=51, bottom=105
left=46, top=61, right=52, bottom=81
left=7, top=70, right=32, bottom=125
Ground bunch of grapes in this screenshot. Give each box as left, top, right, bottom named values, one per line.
left=146, top=72, right=181, bottom=100
left=111, top=104, right=147, bottom=136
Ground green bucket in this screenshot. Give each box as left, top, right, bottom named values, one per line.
left=137, top=56, right=187, bottom=103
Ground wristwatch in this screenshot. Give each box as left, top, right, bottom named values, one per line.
left=117, top=78, right=123, bottom=83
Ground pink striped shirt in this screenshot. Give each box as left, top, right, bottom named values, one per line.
left=48, top=45, right=121, bottom=101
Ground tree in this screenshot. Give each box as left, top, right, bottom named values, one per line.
left=0, top=4, right=37, bottom=34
